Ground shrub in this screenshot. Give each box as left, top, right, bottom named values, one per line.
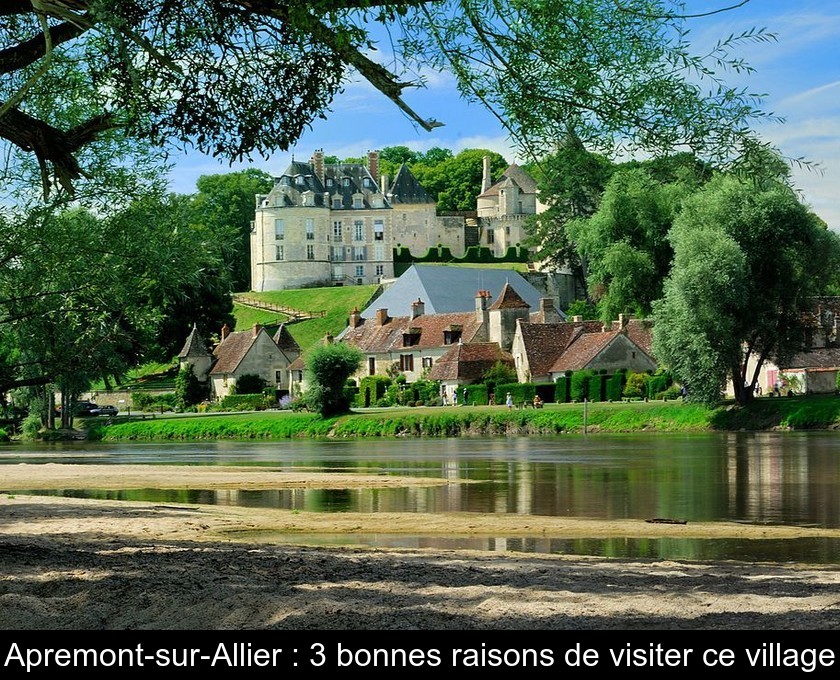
left=605, top=373, right=625, bottom=401
left=555, top=376, right=570, bottom=403
left=219, top=394, right=272, bottom=411
left=570, top=370, right=594, bottom=402
left=357, top=376, right=392, bottom=407
left=174, top=366, right=209, bottom=409
left=585, top=373, right=605, bottom=402
left=230, top=373, right=267, bottom=395
left=647, top=370, right=672, bottom=399
left=464, top=383, right=489, bottom=405
left=303, top=343, right=364, bottom=416
left=623, top=372, right=649, bottom=399
left=482, top=361, right=518, bottom=393
left=132, top=391, right=178, bottom=412
left=496, top=382, right=536, bottom=405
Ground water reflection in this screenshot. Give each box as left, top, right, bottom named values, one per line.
left=6, top=432, right=840, bottom=560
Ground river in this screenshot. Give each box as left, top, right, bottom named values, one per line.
left=3, top=431, right=840, bottom=561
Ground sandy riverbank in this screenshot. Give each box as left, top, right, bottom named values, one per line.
left=2, top=465, right=840, bottom=629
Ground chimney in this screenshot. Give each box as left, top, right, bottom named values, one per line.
left=376, top=308, right=389, bottom=326
left=411, top=298, right=425, bottom=320
left=618, top=313, right=627, bottom=328
left=539, top=298, right=555, bottom=314
left=367, top=150, right=380, bottom=183
left=475, top=289, right=491, bottom=324
left=572, top=316, right=582, bottom=323
left=380, top=173, right=389, bottom=195
left=481, top=155, right=492, bottom=193
left=221, top=323, right=230, bottom=341
left=253, top=324, right=262, bottom=338
left=311, top=149, right=325, bottom=184
left=349, top=307, right=362, bottom=328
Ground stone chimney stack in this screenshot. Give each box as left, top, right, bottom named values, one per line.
left=221, top=323, right=230, bottom=341
left=475, top=289, right=491, bottom=324
left=253, top=324, right=262, bottom=338
left=411, top=298, right=425, bottom=320
left=311, top=149, right=325, bottom=184
left=481, top=155, right=492, bottom=193
left=540, top=298, right=554, bottom=314
left=376, top=308, right=389, bottom=326
left=618, top=313, right=627, bottom=328
left=349, top=307, right=362, bottom=328
left=572, top=316, right=582, bottom=323
left=380, top=174, right=389, bottom=195
left=367, top=150, right=380, bottom=183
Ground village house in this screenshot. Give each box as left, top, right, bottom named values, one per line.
left=179, top=323, right=301, bottom=400
left=511, top=315, right=656, bottom=383
left=339, top=283, right=541, bottom=385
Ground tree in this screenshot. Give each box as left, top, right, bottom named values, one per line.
left=175, top=366, right=209, bottom=409
left=303, top=342, right=363, bottom=416
left=567, top=160, right=705, bottom=322
left=652, top=175, right=840, bottom=406
left=411, top=148, right=508, bottom=211
left=524, top=134, right=615, bottom=289
left=191, top=170, right=274, bottom=292
left=0, top=1, right=773, bottom=197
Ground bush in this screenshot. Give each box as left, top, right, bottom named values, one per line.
left=357, top=375, right=392, bottom=407
left=570, top=370, right=594, bottom=402
left=647, top=370, right=672, bottom=400
left=303, top=343, right=364, bottom=416
left=463, top=383, right=489, bottom=405
left=175, top=366, right=209, bottom=408
left=555, top=376, right=570, bottom=403
left=585, top=373, right=606, bottom=402
left=623, top=372, right=649, bottom=399
left=496, top=382, right=536, bottom=405
left=605, top=373, right=625, bottom=401
left=231, top=373, right=267, bottom=395
left=218, top=394, right=272, bottom=411
left=132, top=391, right=178, bottom=412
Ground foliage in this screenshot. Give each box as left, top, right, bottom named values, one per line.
left=554, top=376, right=570, bottom=404
left=174, top=366, right=208, bottom=409
left=230, top=373, right=267, bottom=396
left=218, top=394, right=273, bottom=411
left=623, top=372, right=650, bottom=399
left=410, top=149, right=508, bottom=211
left=482, top=361, right=518, bottom=390
left=569, top=370, right=594, bottom=402
left=567, top=162, right=703, bottom=322
left=356, top=376, right=392, bottom=407
left=495, top=382, right=536, bottom=405
left=647, top=371, right=673, bottom=400
left=131, top=391, right=178, bottom=412
left=303, top=343, right=364, bottom=416
left=653, top=174, right=840, bottom=405
left=191, top=170, right=274, bottom=292
left=585, top=373, right=605, bottom=402
left=605, top=373, right=625, bottom=402
left=564, top=299, right=598, bottom=320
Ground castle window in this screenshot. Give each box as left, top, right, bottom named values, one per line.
left=355, top=265, right=364, bottom=278
left=333, top=220, right=342, bottom=240
left=295, top=175, right=305, bottom=185
left=275, top=370, right=283, bottom=385
left=354, top=220, right=364, bottom=241
left=374, top=220, right=384, bottom=241
left=487, top=229, right=494, bottom=244
left=353, top=197, right=363, bottom=209
left=326, top=178, right=334, bottom=188
left=332, top=196, right=342, bottom=209
left=354, top=246, right=366, bottom=261
left=306, top=218, right=315, bottom=240
left=276, top=245, right=284, bottom=261
left=307, top=244, right=315, bottom=260
left=374, top=244, right=385, bottom=261
left=375, top=264, right=384, bottom=277
left=343, top=177, right=351, bottom=187
left=274, top=219, right=284, bottom=240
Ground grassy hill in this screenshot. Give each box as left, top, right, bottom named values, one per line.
left=235, top=284, right=379, bottom=352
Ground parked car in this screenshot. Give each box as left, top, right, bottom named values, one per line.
left=73, top=401, right=99, bottom=416
left=91, top=405, right=118, bottom=417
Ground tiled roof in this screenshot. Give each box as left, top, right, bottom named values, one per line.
left=288, top=356, right=306, bottom=371
left=273, top=324, right=300, bottom=354
left=781, top=347, right=840, bottom=370
left=210, top=330, right=257, bottom=374
left=427, top=343, right=515, bottom=381
left=178, top=325, right=210, bottom=359
left=623, top=319, right=654, bottom=357
left=342, top=310, right=484, bottom=353
left=488, top=282, right=530, bottom=310
left=550, top=331, right=618, bottom=373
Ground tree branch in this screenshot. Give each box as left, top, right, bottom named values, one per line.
left=0, top=17, right=89, bottom=75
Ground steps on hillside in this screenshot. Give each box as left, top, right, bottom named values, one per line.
left=232, top=294, right=325, bottom=322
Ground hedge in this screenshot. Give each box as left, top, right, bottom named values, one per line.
left=393, top=245, right=530, bottom=265
left=570, top=370, right=594, bottom=402
left=555, top=376, right=570, bottom=403
left=585, top=373, right=605, bottom=402
left=496, top=382, right=536, bottom=405
left=647, top=371, right=673, bottom=399
left=131, top=391, right=178, bottom=411
left=606, top=373, right=625, bottom=401
left=218, top=394, right=272, bottom=411
left=356, top=376, right=392, bottom=407
left=463, top=383, right=489, bottom=405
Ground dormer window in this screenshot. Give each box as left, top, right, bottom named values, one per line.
left=326, top=178, right=334, bottom=188
left=343, top=177, right=351, bottom=187
left=443, top=325, right=462, bottom=345
left=363, top=177, right=373, bottom=189
left=402, top=328, right=421, bottom=347
left=332, top=196, right=342, bottom=209
left=353, top=197, right=363, bottom=209
left=295, top=175, right=305, bottom=185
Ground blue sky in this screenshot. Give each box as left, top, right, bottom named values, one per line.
left=167, top=0, right=840, bottom=229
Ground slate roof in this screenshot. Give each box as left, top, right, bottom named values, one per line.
left=388, top=164, right=434, bottom=204
left=357, top=265, right=549, bottom=319
left=477, top=164, right=538, bottom=199
left=266, top=158, right=387, bottom=210
left=178, top=324, right=210, bottom=359
left=427, top=343, right=515, bottom=381
left=341, top=310, right=484, bottom=353
left=273, top=324, right=301, bottom=354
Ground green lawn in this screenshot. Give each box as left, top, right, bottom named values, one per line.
left=239, top=285, right=379, bottom=351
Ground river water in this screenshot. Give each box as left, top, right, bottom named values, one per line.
left=3, top=431, right=840, bottom=561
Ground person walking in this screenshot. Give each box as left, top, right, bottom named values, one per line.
left=505, top=392, right=513, bottom=409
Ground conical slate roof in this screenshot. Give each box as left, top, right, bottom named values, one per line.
left=178, top=324, right=210, bottom=359
left=388, top=164, right=434, bottom=204
left=488, top=282, right=531, bottom=310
